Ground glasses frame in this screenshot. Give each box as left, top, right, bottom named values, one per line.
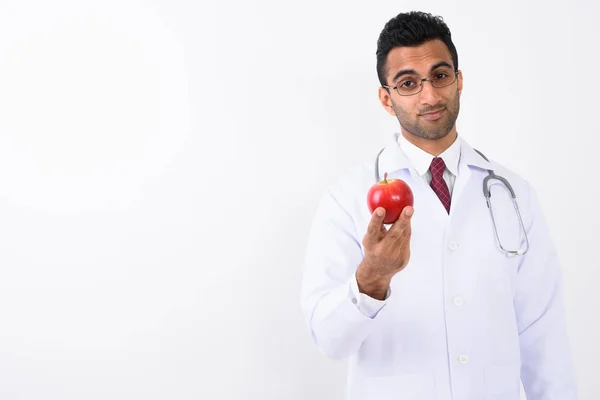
left=383, top=69, right=459, bottom=96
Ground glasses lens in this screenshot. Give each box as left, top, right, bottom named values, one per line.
left=431, top=68, right=456, bottom=88
left=396, top=76, right=421, bottom=95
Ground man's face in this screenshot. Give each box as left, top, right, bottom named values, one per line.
left=378, top=39, right=463, bottom=141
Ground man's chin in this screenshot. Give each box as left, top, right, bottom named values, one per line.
left=416, top=129, right=451, bottom=141
left=400, top=120, right=453, bottom=141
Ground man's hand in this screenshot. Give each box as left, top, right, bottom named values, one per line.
left=356, top=206, right=414, bottom=300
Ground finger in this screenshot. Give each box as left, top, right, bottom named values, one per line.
left=365, top=207, right=386, bottom=244
left=388, top=206, right=414, bottom=236
left=389, top=219, right=412, bottom=250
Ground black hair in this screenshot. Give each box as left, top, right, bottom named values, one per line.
left=376, top=11, right=458, bottom=87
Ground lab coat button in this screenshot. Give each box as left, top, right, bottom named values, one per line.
left=351, top=298, right=357, bottom=305
left=448, top=241, right=459, bottom=250
left=458, top=354, right=469, bottom=364
left=453, top=296, right=464, bottom=307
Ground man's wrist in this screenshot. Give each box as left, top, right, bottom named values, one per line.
left=356, top=261, right=392, bottom=301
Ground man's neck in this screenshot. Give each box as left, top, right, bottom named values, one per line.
left=400, top=128, right=458, bottom=157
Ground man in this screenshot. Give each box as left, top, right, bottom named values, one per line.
left=300, top=11, right=577, bottom=400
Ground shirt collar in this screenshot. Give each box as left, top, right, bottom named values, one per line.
left=376, top=133, right=491, bottom=178
left=397, top=132, right=461, bottom=177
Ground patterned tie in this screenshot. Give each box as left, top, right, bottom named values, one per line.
left=429, top=157, right=451, bottom=213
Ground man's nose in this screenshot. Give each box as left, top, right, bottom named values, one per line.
left=419, top=80, right=442, bottom=105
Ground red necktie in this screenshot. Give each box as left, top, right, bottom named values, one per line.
left=429, top=157, right=451, bottom=213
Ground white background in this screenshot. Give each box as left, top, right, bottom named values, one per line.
left=0, top=0, right=597, bottom=399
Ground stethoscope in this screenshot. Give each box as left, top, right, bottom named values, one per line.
left=374, top=147, right=530, bottom=256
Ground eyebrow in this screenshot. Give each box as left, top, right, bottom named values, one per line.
left=391, top=61, right=454, bottom=83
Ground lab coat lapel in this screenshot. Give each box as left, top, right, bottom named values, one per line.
left=449, top=155, right=472, bottom=217
left=459, top=138, right=493, bottom=171
left=378, top=134, right=494, bottom=220
left=376, top=133, right=412, bottom=177
left=450, top=138, right=493, bottom=215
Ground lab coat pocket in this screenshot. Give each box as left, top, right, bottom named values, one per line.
left=484, top=364, right=520, bottom=399
left=356, top=374, right=434, bottom=400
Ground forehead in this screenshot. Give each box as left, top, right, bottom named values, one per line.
left=385, top=39, right=453, bottom=81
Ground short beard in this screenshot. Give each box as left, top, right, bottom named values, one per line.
left=391, top=91, right=460, bottom=141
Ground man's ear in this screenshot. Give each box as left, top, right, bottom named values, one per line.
left=378, top=87, right=397, bottom=116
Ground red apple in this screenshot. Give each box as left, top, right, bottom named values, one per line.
left=367, top=172, right=414, bottom=224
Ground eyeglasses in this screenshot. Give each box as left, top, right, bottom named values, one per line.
left=383, top=68, right=459, bottom=96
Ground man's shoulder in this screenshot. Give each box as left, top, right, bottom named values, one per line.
left=464, top=139, right=531, bottom=188
left=466, top=145, right=536, bottom=210
left=484, top=158, right=529, bottom=186
left=326, top=161, right=374, bottom=202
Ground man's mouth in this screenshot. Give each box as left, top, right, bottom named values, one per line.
left=420, top=108, right=446, bottom=121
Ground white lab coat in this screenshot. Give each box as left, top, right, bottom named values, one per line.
left=300, top=132, right=577, bottom=400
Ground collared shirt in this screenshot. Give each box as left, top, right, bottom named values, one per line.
left=350, top=132, right=463, bottom=316
left=397, top=132, right=461, bottom=195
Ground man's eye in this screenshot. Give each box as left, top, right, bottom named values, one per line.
left=434, top=73, right=448, bottom=80
left=400, top=80, right=417, bottom=88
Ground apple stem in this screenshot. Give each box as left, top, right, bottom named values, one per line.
left=384, top=172, right=388, bottom=183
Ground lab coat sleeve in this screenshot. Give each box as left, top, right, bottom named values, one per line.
left=349, top=271, right=390, bottom=318
left=300, top=189, right=387, bottom=359
left=515, top=183, right=578, bottom=399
